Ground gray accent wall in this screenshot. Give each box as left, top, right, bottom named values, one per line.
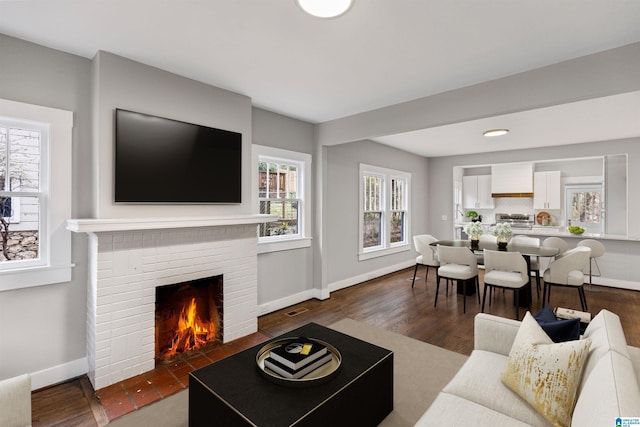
left=252, top=108, right=316, bottom=310
left=326, top=140, right=429, bottom=286
left=92, top=51, right=253, bottom=218
left=0, top=34, right=92, bottom=382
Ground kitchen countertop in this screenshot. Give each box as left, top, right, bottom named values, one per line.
left=454, top=222, right=638, bottom=242
left=513, top=228, right=636, bottom=242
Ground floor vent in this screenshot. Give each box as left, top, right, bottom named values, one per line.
left=285, top=307, right=309, bottom=317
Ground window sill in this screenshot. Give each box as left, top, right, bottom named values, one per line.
left=258, top=237, right=312, bottom=254
left=359, top=244, right=410, bottom=261
left=0, top=264, right=75, bottom=292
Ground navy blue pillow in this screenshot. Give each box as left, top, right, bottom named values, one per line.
left=533, top=305, right=580, bottom=343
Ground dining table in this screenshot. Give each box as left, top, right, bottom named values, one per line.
left=431, top=239, right=560, bottom=307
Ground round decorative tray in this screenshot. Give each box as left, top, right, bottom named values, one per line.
left=256, top=337, right=342, bottom=387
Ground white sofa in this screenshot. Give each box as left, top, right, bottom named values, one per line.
left=0, top=373, right=31, bottom=427
left=416, top=310, right=640, bottom=426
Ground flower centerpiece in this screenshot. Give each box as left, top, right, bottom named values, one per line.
left=464, top=221, right=484, bottom=245
left=491, top=222, right=513, bottom=249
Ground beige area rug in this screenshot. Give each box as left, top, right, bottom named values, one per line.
left=109, top=319, right=468, bottom=426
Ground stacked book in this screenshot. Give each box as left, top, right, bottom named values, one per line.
left=264, top=339, right=332, bottom=379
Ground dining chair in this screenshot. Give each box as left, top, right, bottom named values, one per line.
left=436, top=245, right=479, bottom=313
left=541, top=236, right=569, bottom=257
left=411, top=235, right=440, bottom=288
left=577, top=239, right=605, bottom=291
left=474, top=235, right=497, bottom=266
left=481, top=249, right=530, bottom=320
left=508, top=235, right=541, bottom=298
left=542, top=246, right=591, bottom=311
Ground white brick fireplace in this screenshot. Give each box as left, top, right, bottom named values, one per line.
left=67, top=215, right=274, bottom=390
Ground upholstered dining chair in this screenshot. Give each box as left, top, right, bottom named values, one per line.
left=474, top=235, right=498, bottom=266
left=411, top=234, right=440, bottom=288
left=436, top=245, right=479, bottom=313
left=481, top=249, right=530, bottom=320
left=577, top=239, right=606, bottom=291
left=508, top=235, right=542, bottom=298
left=542, top=236, right=569, bottom=258
left=542, top=246, right=591, bottom=311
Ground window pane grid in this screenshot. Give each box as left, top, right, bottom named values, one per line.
left=0, top=123, right=41, bottom=264
left=258, top=157, right=302, bottom=239
left=363, top=175, right=381, bottom=212
left=360, top=166, right=410, bottom=254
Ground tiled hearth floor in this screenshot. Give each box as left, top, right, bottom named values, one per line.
left=96, top=331, right=271, bottom=421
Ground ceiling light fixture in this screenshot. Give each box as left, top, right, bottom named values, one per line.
left=295, top=0, right=354, bottom=18
left=483, top=129, right=509, bottom=137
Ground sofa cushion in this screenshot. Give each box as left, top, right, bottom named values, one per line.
left=442, top=350, right=550, bottom=426
left=533, top=305, right=580, bottom=343
left=415, top=391, right=536, bottom=427
left=502, top=312, right=591, bottom=427
left=0, top=374, right=31, bottom=427
left=581, top=309, right=630, bottom=380
left=572, top=350, right=640, bottom=427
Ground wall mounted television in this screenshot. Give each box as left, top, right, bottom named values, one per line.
left=115, top=108, right=242, bottom=203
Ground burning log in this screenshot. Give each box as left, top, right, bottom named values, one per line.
left=166, top=297, right=216, bottom=357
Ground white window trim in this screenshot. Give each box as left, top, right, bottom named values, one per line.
left=252, top=144, right=312, bottom=254
left=0, top=99, right=73, bottom=291
left=359, top=164, right=411, bottom=261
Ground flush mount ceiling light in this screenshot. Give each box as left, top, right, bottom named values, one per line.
left=295, top=0, right=354, bottom=18
left=483, top=129, right=510, bottom=137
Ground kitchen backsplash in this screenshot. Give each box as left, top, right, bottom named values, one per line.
left=463, top=198, right=562, bottom=226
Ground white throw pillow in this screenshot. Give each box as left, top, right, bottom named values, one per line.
left=501, top=312, right=591, bottom=427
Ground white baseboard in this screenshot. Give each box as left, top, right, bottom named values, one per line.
left=588, top=276, right=640, bottom=292
left=258, top=289, right=318, bottom=316
left=258, top=261, right=413, bottom=316
left=328, top=260, right=414, bottom=293
left=30, top=357, right=87, bottom=391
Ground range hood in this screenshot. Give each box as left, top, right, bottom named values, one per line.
left=491, top=163, right=534, bottom=198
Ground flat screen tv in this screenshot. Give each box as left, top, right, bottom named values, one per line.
left=115, top=108, right=242, bottom=203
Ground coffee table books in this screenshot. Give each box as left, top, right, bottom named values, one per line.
left=269, top=339, right=328, bottom=370
left=263, top=352, right=333, bottom=379
left=256, top=337, right=342, bottom=385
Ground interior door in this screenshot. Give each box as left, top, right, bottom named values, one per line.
left=565, top=184, right=603, bottom=234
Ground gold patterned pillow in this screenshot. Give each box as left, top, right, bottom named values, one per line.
left=501, top=312, right=591, bottom=427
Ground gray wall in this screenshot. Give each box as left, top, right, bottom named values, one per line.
left=0, top=35, right=92, bottom=380
left=252, top=108, right=316, bottom=309
left=325, top=140, right=429, bottom=285
left=92, top=51, right=253, bottom=218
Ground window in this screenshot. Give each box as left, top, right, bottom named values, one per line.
left=0, top=99, right=72, bottom=291
left=359, top=164, right=410, bottom=260
left=253, top=145, right=311, bottom=253
left=0, top=121, right=44, bottom=264
left=565, top=184, right=603, bottom=234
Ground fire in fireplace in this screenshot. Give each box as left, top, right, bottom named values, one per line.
left=155, top=275, right=223, bottom=362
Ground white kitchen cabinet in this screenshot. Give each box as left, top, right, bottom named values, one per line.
left=463, top=175, right=494, bottom=209
left=534, top=171, right=561, bottom=209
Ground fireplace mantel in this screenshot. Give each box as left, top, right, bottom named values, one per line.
left=75, top=213, right=274, bottom=389
left=66, top=214, right=276, bottom=233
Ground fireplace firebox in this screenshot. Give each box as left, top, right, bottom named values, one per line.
left=155, top=275, right=223, bottom=362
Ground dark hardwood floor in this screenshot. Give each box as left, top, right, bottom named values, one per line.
left=31, top=266, right=640, bottom=425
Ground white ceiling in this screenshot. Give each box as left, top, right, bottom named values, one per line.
left=1, top=0, right=640, bottom=157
